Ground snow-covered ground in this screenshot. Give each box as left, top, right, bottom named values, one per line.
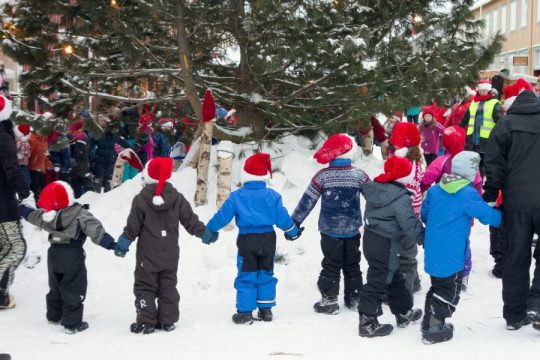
left=2, top=135, right=538, bottom=359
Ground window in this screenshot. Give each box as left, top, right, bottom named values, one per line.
left=534, top=48, right=540, bottom=68
left=485, top=12, right=492, bottom=37
left=501, top=4, right=507, bottom=32
left=537, top=0, right=540, bottom=22
left=510, top=0, right=517, bottom=30
left=493, top=8, right=499, bottom=34
left=521, top=0, right=528, bottom=28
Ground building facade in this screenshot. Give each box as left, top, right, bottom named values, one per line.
left=473, top=0, right=540, bottom=76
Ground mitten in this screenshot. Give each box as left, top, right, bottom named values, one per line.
left=200, top=227, right=219, bottom=245
left=114, top=234, right=133, bottom=257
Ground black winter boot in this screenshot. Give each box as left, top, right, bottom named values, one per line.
left=344, top=296, right=360, bottom=311
left=130, top=322, right=155, bottom=334
left=232, top=312, right=254, bottom=325
left=257, top=308, right=273, bottom=322
left=528, top=310, right=540, bottom=331
left=314, top=296, right=339, bottom=315
left=506, top=316, right=531, bottom=330
left=358, top=313, right=393, bottom=337
left=64, top=321, right=89, bottom=334
left=396, top=308, right=423, bottom=328
left=155, top=323, right=176, bottom=332
left=421, top=315, right=453, bottom=344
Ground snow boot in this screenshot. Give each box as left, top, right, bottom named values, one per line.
left=0, top=354, right=11, bottom=360
left=0, top=293, right=16, bottom=310
left=506, top=316, right=531, bottom=330
left=527, top=310, right=540, bottom=331
left=358, top=313, right=393, bottom=337
left=232, top=312, right=254, bottom=325
left=314, top=296, right=339, bottom=315
left=257, top=308, right=273, bottom=322
left=155, top=323, right=176, bottom=332
left=396, top=308, right=423, bottom=328
left=130, top=322, right=155, bottom=334
left=64, top=321, right=89, bottom=334
left=344, top=296, right=360, bottom=311
left=421, top=313, right=453, bottom=344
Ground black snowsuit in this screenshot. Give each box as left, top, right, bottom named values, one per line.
left=358, top=181, right=424, bottom=317
left=484, top=90, right=540, bottom=323
left=24, top=204, right=113, bottom=328
left=122, top=183, right=206, bottom=326
left=70, top=137, right=94, bottom=198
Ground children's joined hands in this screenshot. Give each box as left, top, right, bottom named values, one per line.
left=200, top=227, right=219, bottom=245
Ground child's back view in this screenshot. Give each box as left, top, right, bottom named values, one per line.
left=114, top=157, right=214, bottom=334
left=420, top=151, right=502, bottom=344
left=19, top=181, right=117, bottom=334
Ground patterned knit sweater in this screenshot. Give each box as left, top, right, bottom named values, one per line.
left=292, top=159, right=370, bottom=237
left=406, top=160, right=425, bottom=219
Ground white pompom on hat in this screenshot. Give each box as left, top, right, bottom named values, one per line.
left=142, top=157, right=173, bottom=206
left=0, top=95, right=13, bottom=121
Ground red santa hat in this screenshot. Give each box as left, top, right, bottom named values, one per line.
left=389, top=122, right=421, bottom=156
left=442, top=126, right=466, bottom=156
left=142, top=157, right=173, bottom=206
left=476, top=79, right=492, bottom=92
left=119, top=148, right=144, bottom=172
left=14, top=123, right=31, bottom=140
left=503, top=78, right=532, bottom=102
left=202, top=89, right=216, bottom=123
left=421, top=106, right=435, bottom=117
left=0, top=95, right=13, bottom=121
left=138, top=112, right=154, bottom=131
left=242, top=153, right=272, bottom=183
left=37, top=181, right=75, bottom=222
left=393, top=111, right=402, bottom=120
left=374, top=156, right=414, bottom=185
left=159, top=117, right=174, bottom=129
left=313, top=133, right=357, bottom=164
left=464, top=85, right=477, bottom=99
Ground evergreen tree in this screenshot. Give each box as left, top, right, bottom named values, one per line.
left=1, top=0, right=502, bottom=139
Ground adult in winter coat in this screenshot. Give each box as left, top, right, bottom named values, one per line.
left=114, top=157, right=213, bottom=334
left=419, top=106, right=445, bottom=166
left=388, top=122, right=424, bottom=294
left=0, top=95, right=31, bottom=309
left=68, top=121, right=94, bottom=198
left=13, top=123, right=31, bottom=186
left=420, top=151, right=502, bottom=344
left=291, top=134, right=369, bottom=314
left=483, top=79, right=540, bottom=331
left=28, top=129, right=52, bottom=198
left=206, top=153, right=301, bottom=325
left=357, top=156, right=424, bottom=338
left=48, top=131, right=71, bottom=183
left=445, top=87, right=475, bottom=128
left=19, top=181, right=117, bottom=334
left=459, top=79, right=504, bottom=177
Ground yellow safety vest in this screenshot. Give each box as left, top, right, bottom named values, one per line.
left=467, top=99, right=499, bottom=138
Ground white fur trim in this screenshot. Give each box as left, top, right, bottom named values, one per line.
left=504, top=96, right=517, bottom=111
left=42, top=210, right=57, bottom=223
left=142, top=162, right=158, bottom=185
left=241, top=169, right=270, bottom=184
left=394, top=147, right=409, bottom=158
left=153, top=196, right=165, bottom=206
left=336, top=135, right=357, bottom=161
left=55, top=180, right=75, bottom=205
left=0, top=96, right=13, bottom=121
left=395, top=162, right=416, bottom=187
left=477, top=83, right=492, bottom=91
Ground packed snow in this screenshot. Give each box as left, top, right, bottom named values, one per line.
left=1, top=135, right=537, bottom=359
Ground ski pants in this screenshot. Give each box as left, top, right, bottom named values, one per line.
left=503, top=211, right=540, bottom=323
left=357, top=230, right=413, bottom=317
left=134, top=254, right=180, bottom=326
left=0, top=221, right=26, bottom=305
left=46, top=245, right=87, bottom=328
left=490, top=225, right=507, bottom=276
left=422, top=272, right=463, bottom=330
left=235, top=232, right=277, bottom=313
left=29, top=170, right=45, bottom=200
left=317, top=233, right=362, bottom=301
left=70, top=173, right=95, bottom=199
left=93, top=176, right=112, bottom=194
left=399, top=235, right=420, bottom=294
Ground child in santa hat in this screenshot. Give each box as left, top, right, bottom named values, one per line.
left=18, top=181, right=117, bottom=334
left=205, top=153, right=301, bottom=325
left=420, top=151, right=501, bottom=344
left=419, top=106, right=445, bottom=166
left=388, top=122, right=424, bottom=295
left=114, top=157, right=215, bottom=334
left=291, top=133, right=369, bottom=314
left=420, top=126, right=482, bottom=291
left=357, top=156, right=424, bottom=338
left=13, top=123, right=31, bottom=186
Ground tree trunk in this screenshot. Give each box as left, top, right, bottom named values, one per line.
left=111, top=157, right=126, bottom=189
left=216, top=149, right=233, bottom=209
left=194, top=121, right=213, bottom=206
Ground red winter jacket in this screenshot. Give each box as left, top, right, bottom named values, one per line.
left=445, top=100, right=472, bottom=128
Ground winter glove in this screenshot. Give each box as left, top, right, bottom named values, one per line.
left=284, top=225, right=304, bottom=241
left=98, top=233, right=116, bottom=250
left=200, top=227, right=219, bottom=245
left=18, top=205, right=34, bottom=220
left=482, top=190, right=499, bottom=204
left=114, top=234, right=133, bottom=257
left=17, top=190, right=34, bottom=208
left=16, top=189, right=31, bottom=202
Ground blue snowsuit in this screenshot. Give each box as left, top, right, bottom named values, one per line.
left=207, top=181, right=296, bottom=312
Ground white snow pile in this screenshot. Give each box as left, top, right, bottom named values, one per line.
left=2, top=135, right=538, bottom=360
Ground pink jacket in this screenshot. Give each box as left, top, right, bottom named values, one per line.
left=420, top=154, right=482, bottom=194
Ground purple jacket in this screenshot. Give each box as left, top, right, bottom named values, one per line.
left=421, top=154, right=483, bottom=194
left=420, top=122, right=445, bottom=155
